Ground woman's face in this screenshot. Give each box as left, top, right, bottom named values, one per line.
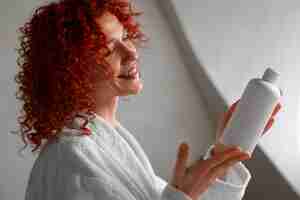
left=95, top=11, right=143, bottom=96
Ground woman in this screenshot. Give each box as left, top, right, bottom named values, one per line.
left=14, top=0, right=282, bottom=200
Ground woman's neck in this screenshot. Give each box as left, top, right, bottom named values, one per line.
left=95, top=96, right=120, bottom=128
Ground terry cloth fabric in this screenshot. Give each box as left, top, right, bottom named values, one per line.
left=24, top=112, right=251, bottom=200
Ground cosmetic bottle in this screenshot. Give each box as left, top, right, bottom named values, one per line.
left=218, top=67, right=282, bottom=156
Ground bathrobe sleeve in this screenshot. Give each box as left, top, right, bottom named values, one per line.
left=154, top=159, right=251, bottom=200
left=152, top=144, right=251, bottom=200
left=156, top=175, right=193, bottom=200
left=190, top=144, right=251, bottom=200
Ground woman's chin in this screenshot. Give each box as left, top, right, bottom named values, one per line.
left=118, top=78, right=143, bottom=96
left=128, top=81, right=143, bottom=95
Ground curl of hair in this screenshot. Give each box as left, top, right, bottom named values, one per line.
left=13, top=0, right=148, bottom=155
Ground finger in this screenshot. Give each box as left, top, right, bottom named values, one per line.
left=198, top=147, right=246, bottom=174
left=231, top=99, right=240, bottom=110
left=171, top=143, right=189, bottom=187
left=262, top=102, right=281, bottom=136
left=207, top=153, right=250, bottom=181
left=186, top=155, right=205, bottom=174
left=271, top=103, right=282, bottom=117
left=194, top=153, right=249, bottom=196
left=216, top=110, right=233, bottom=140
left=216, top=111, right=227, bottom=140
left=216, top=99, right=240, bottom=140
left=262, top=118, right=274, bottom=136
left=222, top=99, right=240, bottom=132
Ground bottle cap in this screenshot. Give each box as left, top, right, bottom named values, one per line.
left=262, top=67, right=279, bottom=84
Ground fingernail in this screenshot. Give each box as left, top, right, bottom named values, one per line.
left=179, top=143, right=188, bottom=154
left=181, top=142, right=188, bottom=149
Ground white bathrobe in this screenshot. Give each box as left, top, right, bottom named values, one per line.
left=25, top=113, right=251, bottom=200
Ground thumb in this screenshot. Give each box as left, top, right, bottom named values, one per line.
left=217, top=99, right=240, bottom=140
left=171, top=142, right=189, bottom=188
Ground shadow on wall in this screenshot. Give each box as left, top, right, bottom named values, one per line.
left=243, top=147, right=299, bottom=200
left=156, top=0, right=300, bottom=199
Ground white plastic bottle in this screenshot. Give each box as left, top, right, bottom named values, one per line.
left=219, top=67, right=282, bottom=156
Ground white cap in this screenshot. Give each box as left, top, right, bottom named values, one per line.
left=262, top=67, right=279, bottom=84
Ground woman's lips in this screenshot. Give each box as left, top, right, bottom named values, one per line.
left=118, top=63, right=139, bottom=78
left=128, top=63, right=138, bottom=74
left=118, top=71, right=138, bottom=79
left=128, top=67, right=138, bottom=76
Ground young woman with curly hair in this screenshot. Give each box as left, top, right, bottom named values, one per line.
left=14, top=0, right=282, bottom=199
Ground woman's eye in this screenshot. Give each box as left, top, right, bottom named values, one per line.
left=107, top=40, right=116, bottom=52
left=122, top=30, right=128, bottom=40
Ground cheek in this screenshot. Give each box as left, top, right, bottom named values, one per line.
left=105, top=52, right=122, bottom=75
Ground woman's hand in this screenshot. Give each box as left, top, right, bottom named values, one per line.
left=170, top=143, right=250, bottom=200
left=169, top=99, right=282, bottom=200
left=214, top=99, right=282, bottom=154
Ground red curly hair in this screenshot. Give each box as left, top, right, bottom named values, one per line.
left=13, top=0, right=148, bottom=155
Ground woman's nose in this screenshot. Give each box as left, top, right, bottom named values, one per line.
left=119, top=40, right=138, bottom=63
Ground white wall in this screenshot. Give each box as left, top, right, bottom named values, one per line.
left=0, top=0, right=215, bottom=199
left=161, top=0, right=300, bottom=198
